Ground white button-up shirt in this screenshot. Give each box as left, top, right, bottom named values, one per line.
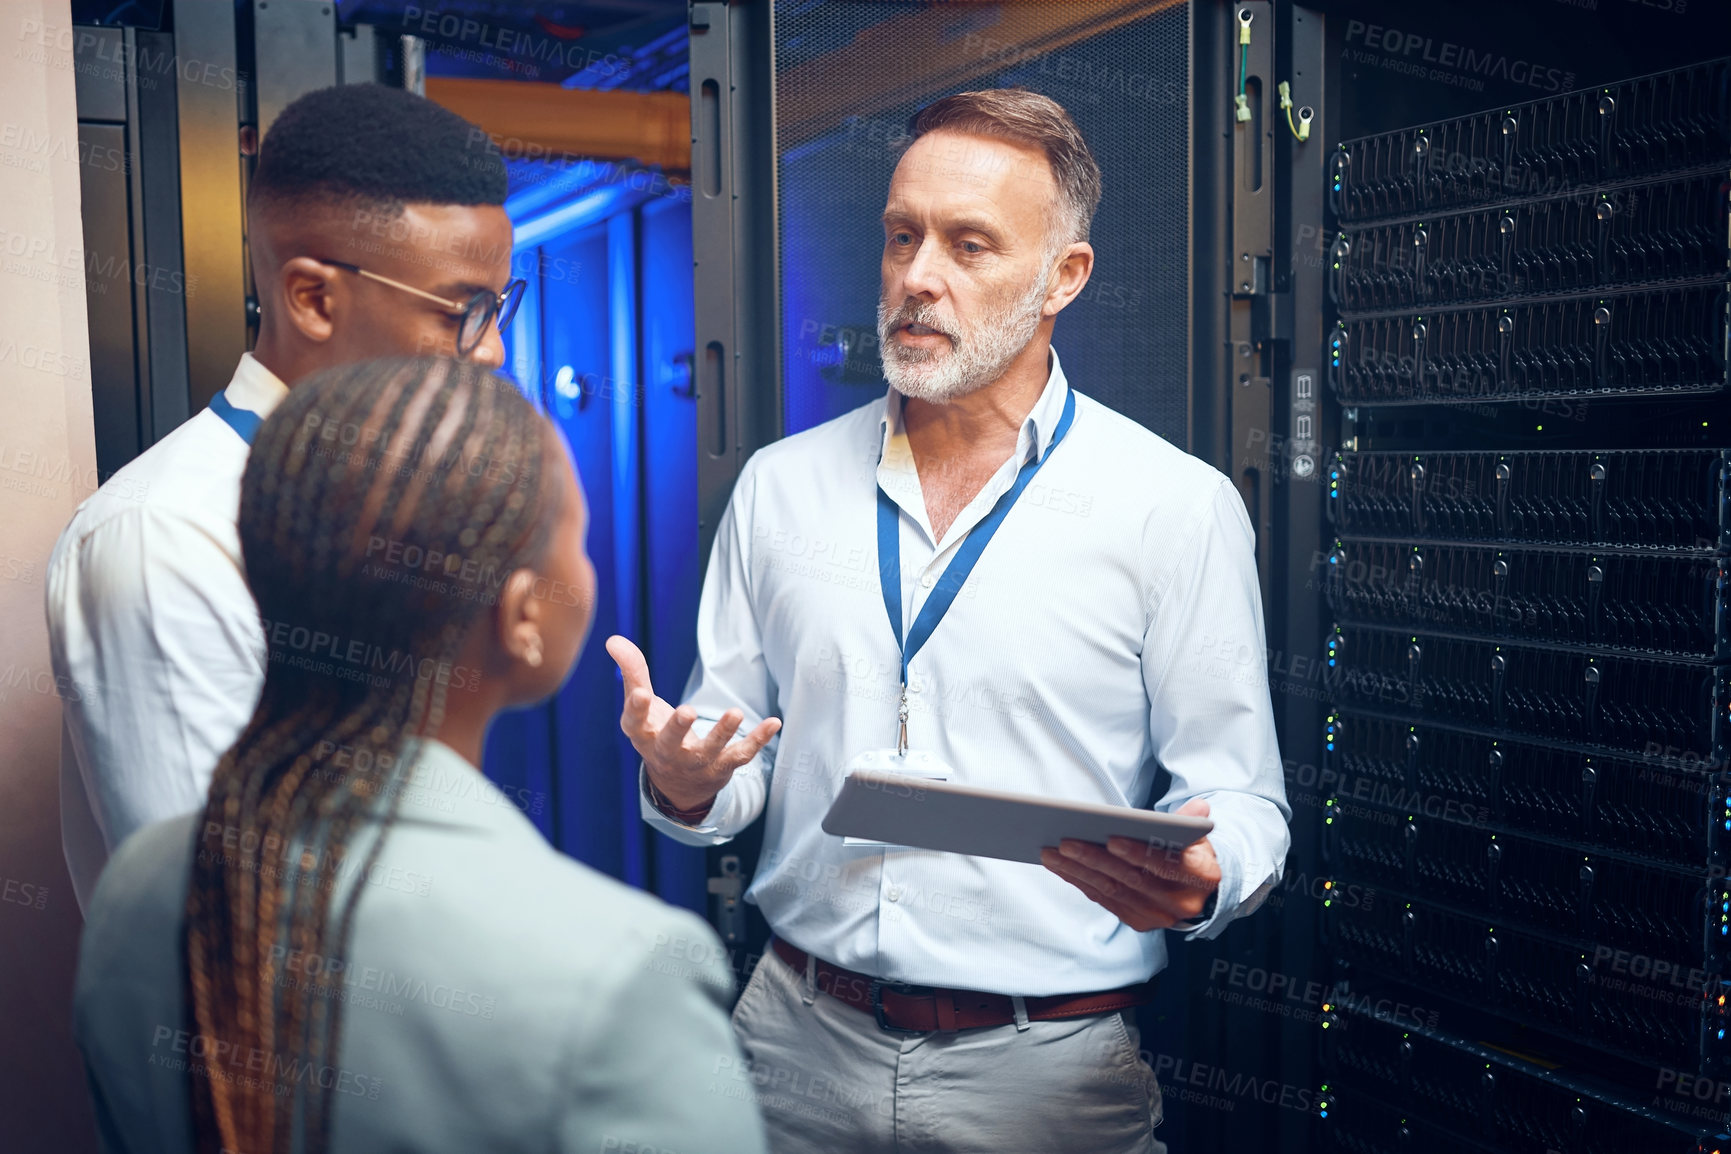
left=47, top=354, right=286, bottom=910
left=644, top=349, right=1291, bottom=995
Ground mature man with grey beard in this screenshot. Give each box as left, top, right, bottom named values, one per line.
left=607, top=88, right=1290, bottom=1153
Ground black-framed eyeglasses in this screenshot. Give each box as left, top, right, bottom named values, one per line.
left=320, top=259, right=527, bottom=357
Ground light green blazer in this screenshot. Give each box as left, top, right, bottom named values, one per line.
left=73, top=738, right=768, bottom=1154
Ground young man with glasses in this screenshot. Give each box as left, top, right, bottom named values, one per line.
left=46, top=84, right=527, bottom=909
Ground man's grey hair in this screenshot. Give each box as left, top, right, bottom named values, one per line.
left=901, top=88, right=1103, bottom=248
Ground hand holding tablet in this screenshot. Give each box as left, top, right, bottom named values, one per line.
left=821, top=770, right=1222, bottom=932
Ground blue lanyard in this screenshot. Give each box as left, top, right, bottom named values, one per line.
left=209, top=391, right=262, bottom=444
left=876, top=387, right=1076, bottom=752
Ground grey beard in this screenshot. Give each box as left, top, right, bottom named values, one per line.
left=877, top=273, right=1049, bottom=404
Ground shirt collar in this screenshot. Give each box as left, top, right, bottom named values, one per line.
left=223, top=352, right=290, bottom=418
left=878, top=345, right=1071, bottom=467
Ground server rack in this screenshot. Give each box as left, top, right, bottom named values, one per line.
left=1316, top=58, right=1731, bottom=1153
left=69, top=0, right=422, bottom=481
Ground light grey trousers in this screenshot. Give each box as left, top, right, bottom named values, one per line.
left=722, top=949, right=1166, bottom=1154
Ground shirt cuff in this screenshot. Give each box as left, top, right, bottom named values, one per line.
left=644, top=773, right=717, bottom=824
left=638, top=764, right=734, bottom=846
left=1173, top=821, right=1277, bottom=941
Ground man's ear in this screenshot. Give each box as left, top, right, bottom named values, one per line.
left=277, top=256, right=341, bottom=344
left=1043, top=241, right=1095, bottom=317
left=494, top=567, right=545, bottom=667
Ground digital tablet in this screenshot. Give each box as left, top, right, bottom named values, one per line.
left=820, top=770, right=1213, bottom=865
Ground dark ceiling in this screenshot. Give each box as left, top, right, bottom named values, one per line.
left=341, top=0, right=690, bottom=89
left=70, top=0, right=692, bottom=91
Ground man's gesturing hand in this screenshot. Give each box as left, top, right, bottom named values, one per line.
left=1040, top=797, right=1222, bottom=932
left=606, top=635, right=782, bottom=815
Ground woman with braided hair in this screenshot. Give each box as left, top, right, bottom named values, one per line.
left=71, top=358, right=768, bottom=1154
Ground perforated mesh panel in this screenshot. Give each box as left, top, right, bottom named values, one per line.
left=773, top=1, right=1191, bottom=444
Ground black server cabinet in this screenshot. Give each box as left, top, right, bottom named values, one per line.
left=72, top=25, right=195, bottom=482
left=70, top=1, right=417, bottom=482
left=689, top=5, right=1731, bottom=1150
left=1315, top=55, right=1731, bottom=1154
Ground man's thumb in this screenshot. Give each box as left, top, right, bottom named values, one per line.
left=1176, top=796, right=1212, bottom=818
left=606, top=635, right=652, bottom=692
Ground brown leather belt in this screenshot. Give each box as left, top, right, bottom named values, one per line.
left=770, top=938, right=1156, bottom=1034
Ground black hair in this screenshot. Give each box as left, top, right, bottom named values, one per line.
left=250, top=83, right=507, bottom=218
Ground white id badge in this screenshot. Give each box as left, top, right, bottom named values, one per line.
left=838, top=748, right=953, bottom=847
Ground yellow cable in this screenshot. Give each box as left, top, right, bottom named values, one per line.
left=1278, top=80, right=1312, bottom=142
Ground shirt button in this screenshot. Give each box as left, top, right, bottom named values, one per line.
left=887, top=886, right=903, bottom=902
left=919, top=574, right=935, bottom=589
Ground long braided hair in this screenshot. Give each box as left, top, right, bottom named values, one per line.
left=185, top=356, right=559, bottom=1154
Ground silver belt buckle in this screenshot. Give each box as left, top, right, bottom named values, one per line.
left=868, top=978, right=928, bottom=1034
